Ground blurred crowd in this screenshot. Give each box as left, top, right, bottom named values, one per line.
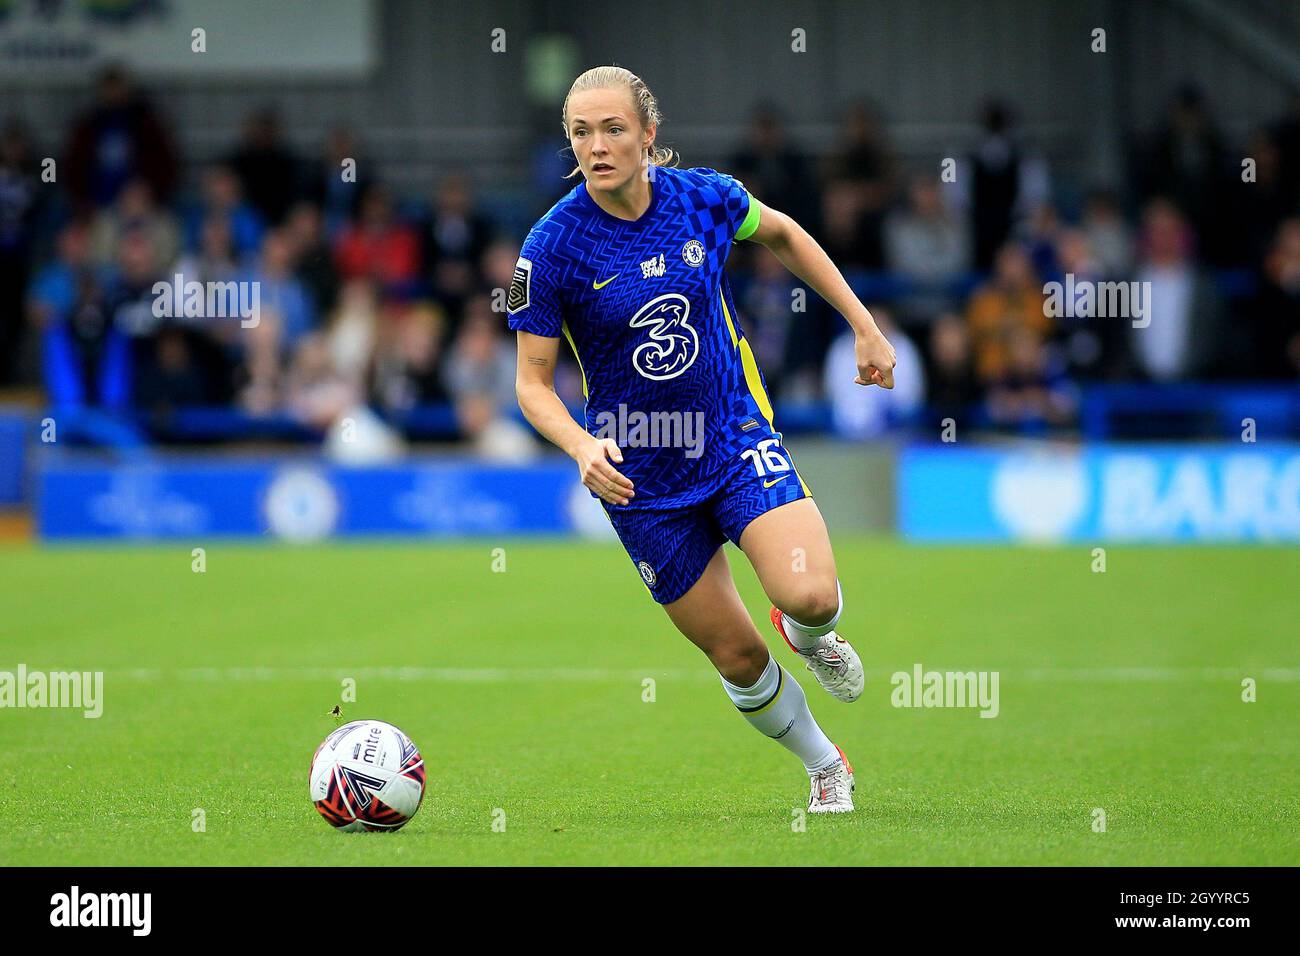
left=2, top=69, right=1299, bottom=453
left=728, top=87, right=1300, bottom=439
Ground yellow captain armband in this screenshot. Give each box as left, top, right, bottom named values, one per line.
left=734, top=192, right=761, bottom=242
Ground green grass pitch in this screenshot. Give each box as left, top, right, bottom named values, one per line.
left=0, top=537, right=1296, bottom=866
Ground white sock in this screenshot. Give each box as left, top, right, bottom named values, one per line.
left=779, top=580, right=843, bottom=652
left=721, top=655, right=839, bottom=772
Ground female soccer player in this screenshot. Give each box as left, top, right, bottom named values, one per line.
left=509, top=66, right=896, bottom=813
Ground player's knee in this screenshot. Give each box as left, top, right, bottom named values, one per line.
left=709, top=634, right=769, bottom=685
left=784, top=580, right=840, bottom=626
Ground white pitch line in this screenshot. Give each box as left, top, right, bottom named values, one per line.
left=119, top=666, right=714, bottom=683
left=80, top=665, right=1300, bottom=683
left=1015, top=667, right=1300, bottom=683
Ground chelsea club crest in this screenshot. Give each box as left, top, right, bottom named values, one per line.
left=681, top=239, right=705, bottom=268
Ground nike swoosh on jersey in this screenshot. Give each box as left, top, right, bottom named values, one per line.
left=762, top=475, right=790, bottom=488
left=593, top=274, right=619, bottom=290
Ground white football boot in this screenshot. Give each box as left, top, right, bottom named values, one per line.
left=770, top=606, right=865, bottom=703
left=808, top=744, right=856, bottom=813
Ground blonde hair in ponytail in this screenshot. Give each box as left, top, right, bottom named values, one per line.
left=561, top=65, right=677, bottom=179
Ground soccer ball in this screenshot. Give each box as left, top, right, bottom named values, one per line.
left=309, top=719, right=426, bottom=832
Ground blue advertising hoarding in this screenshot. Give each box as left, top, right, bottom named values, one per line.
left=36, top=456, right=615, bottom=541
left=37, top=443, right=1300, bottom=544
left=899, top=444, right=1300, bottom=542
left=0, top=409, right=27, bottom=506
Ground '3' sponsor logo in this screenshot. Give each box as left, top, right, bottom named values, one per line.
left=629, top=293, right=698, bottom=381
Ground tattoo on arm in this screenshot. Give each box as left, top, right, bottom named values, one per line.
left=527, top=356, right=551, bottom=367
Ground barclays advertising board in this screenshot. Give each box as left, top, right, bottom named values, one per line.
left=899, top=444, right=1300, bottom=543
left=37, top=457, right=617, bottom=542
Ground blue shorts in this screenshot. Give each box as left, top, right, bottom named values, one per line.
left=602, top=435, right=810, bottom=605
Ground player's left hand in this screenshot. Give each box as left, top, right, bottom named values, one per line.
left=854, top=326, right=897, bottom=389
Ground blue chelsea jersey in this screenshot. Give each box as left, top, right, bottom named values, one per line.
left=507, top=165, right=774, bottom=509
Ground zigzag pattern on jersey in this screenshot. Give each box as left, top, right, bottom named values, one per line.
left=512, top=166, right=776, bottom=507
left=712, top=271, right=781, bottom=467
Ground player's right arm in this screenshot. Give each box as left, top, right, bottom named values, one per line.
left=514, top=331, right=634, bottom=506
